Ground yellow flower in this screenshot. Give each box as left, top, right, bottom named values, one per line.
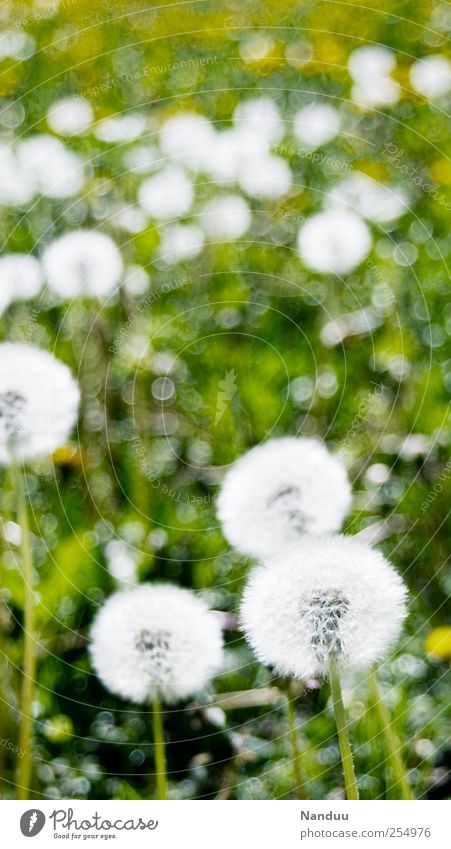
left=425, top=627, right=451, bottom=660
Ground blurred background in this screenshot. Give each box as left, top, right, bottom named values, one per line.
left=0, top=0, right=450, bottom=800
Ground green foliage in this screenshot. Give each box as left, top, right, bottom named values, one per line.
left=0, top=0, right=450, bottom=801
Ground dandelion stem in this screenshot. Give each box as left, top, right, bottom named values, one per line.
left=10, top=458, right=35, bottom=800
left=286, top=696, right=308, bottom=799
left=328, top=657, right=359, bottom=800
left=151, top=696, right=167, bottom=800
left=367, top=669, right=412, bottom=799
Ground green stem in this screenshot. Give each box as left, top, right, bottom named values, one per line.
left=152, top=696, right=167, bottom=800
left=286, top=696, right=308, bottom=799
left=367, top=669, right=412, bottom=800
left=10, top=459, right=35, bottom=800
left=328, top=657, right=359, bottom=800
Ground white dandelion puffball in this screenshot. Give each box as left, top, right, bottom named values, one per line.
left=105, top=540, right=138, bottom=588
left=327, top=172, right=408, bottom=223
left=348, top=45, right=400, bottom=108
left=0, top=343, right=80, bottom=464
left=16, top=135, right=85, bottom=199
left=0, top=144, right=35, bottom=207
left=94, top=114, right=147, bottom=143
left=297, top=209, right=371, bottom=274
left=348, top=45, right=397, bottom=80
left=217, top=437, right=352, bottom=559
left=159, top=112, right=217, bottom=170
left=89, top=583, right=224, bottom=704
left=42, top=230, right=123, bottom=298
left=0, top=254, right=43, bottom=313
left=157, top=224, right=204, bottom=265
left=47, top=97, right=94, bottom=136
left=238, top=154, right=292, bottom=199
left=138, top=165, right=193, bottom=220
left=293, top=103, right=341, bottom=149
left=351, top=77, right=401, bottom=109
left=240, top=535, right=408, bottom=680
left=410, top=55, right=451, bottom=99
left=233, top=97, right=285, bottom=145
left=199, top=194, right=251, bottom=240
left=202, top=128, right=263, bottom=183
left=0, top=30, right=34, bottom=60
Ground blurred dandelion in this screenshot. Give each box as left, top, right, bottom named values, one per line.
left=297, top=210, right=371, bottom=275
left=0, top=343, right=79, bottom=800
left=90, top=583, right=224, bottom=798
left=293, top=103, right=341, bottom=149
left=217, top=437, right=351, bottom=558
left=0, top=254, right=43, bottom=314
left=42, top=230, right=123, bottom=298
left=240, top=534, right=408, bottom=799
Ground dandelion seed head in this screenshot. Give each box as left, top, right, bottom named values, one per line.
left=327, top=172, right=408, bottom=223
left=159, top=112, right=217, bottom=170
left=0, top=143, right=35, bottom=207
left=348, top=46, right=400, bottom=108
left=89, top=583, right=224, bottom=704
left=42, top=230, right=123, bottom=298
left=217, top=437, right=352, bottom=558
left=47, top=97, right=94, bottom=136
left=233, top=97, right=284, bottom=145
left=138, top=165, right=193, bottom=221
left=199, top=194, right=251, bottom=240
left=157, top=224, right=204, bottom=265
left=348, top=45, right=397, bottom=79
left=0, top=254, right=43, bottom=313
left=16, top=135, right=85, bottom=199
left=0, top=343, right=79, bottom=464
left=293, top=103, right=341, bottom=149
left=94, top=114, right=146, bottom=143
left=240, top=534, right=408, bottom=680
left=238, top=154, right=292, bottom=199
left=298, top=209, right=371, bottom=274
left=410, top=55, right=451, bottom=99
left=351, top=78, right=401, bottom=109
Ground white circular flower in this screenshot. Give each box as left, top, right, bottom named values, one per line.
left=217, top=437, right=352, bottom=558
left=157, top=224, right=204, bottom=264
left=138, top=165, right=193, bottom=220
left=297, top=210, right=371, bottom=274
left=0, top=343, right=80, bottom=464
left=122, top=264, right=150, bottom=296
left=199, top=194, right=251, bottom=240
left=0, top=143, right=35, bottom=207
left=47, top=97, right=94, bottom=136
left=240, top=535, right=408, bottom=680
left=0, top=30, right=35, bottom=60
left=238, top=154, right=292, bottom=199
left=105, top=540, right=138, bottom=588
left=89, top=583, right=224, bottom=704
left=94, top=114, right=146, bottom=143
left=351, top=78, right=400, bottom=109
left=16, top=135, right=85, bottom=199
left=410, top=55, right=451, bottom=99
left=233, top=97, right=284, bottom=145
left=348, top=45, right=397, bottom=80
left=327, top=172, right=408, bottom=223
left=159, top=112, right=217, bottom=170
left=203, top=128, right=265, bottom=183
left=42, top=230, right=123, bottom=298
left=348, top=46, right=400, bottom=108
left=293, top=103, right=341, bottom=148
left=123, top=144, right=160, bottom=174
left=0, top=254, right=43, bottom=313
